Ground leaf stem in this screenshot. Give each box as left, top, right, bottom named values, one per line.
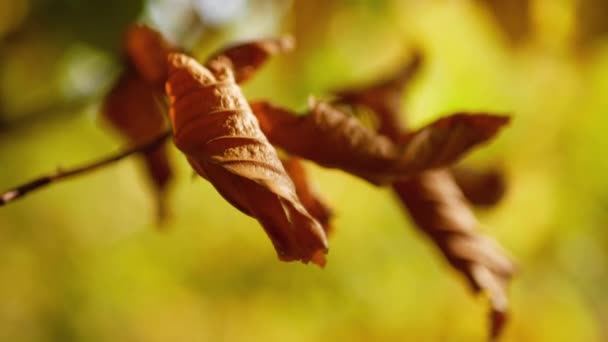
left=0, top=130, right=172, bottom=207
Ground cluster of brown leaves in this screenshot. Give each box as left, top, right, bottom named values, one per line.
left=102, top=24, right=513, bottom=339
left=332, top=55, right=514, bottom=339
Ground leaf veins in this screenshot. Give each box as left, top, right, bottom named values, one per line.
left=103, top=26, right=295, bottom=222
left=166, top=53, right=328, bottom=266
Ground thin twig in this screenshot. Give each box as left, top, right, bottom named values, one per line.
left=0, top=130, right=172, bottom=207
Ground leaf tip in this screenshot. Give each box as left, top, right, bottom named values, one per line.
left=310, top=249, right=327, bottom=268
left=435, top=113, right=512, bottom=147
left=468, top=113, right=511, bottom=135
left=490, top=308, right=508, bottom=341
left=166, top=53, right=217, bottom=97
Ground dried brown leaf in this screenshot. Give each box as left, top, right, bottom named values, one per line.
left=124, top=24, right=176, bottom=89
left=206, top=36, right=295, bottom=84
left=392, top=171, right=513, bottom=340
left=250, top=100, right=509, bottom=185
left=333, top=53, right=514, bottom=339
left=397, top=113, right=510, bottom=170
left=103, top=70, right=167, bottom=141
left=282, top=158, right=333, bottom=235
left=104, top=24, right=179, bottom=222
left=102, top=69, right=172, bottom=221
left=166, top=53, right=328, bottom=266
left=333, top=54, right=508, bottom=208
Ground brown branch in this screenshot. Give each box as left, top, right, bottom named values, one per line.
left=0, top=130, right=172, bottom=207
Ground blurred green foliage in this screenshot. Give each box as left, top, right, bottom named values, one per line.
left=31, top=0, right=144, bottom=52
left=1, top=0, right=608, bottom=341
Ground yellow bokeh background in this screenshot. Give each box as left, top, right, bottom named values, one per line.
left=1, top=1, right=608, bottom=341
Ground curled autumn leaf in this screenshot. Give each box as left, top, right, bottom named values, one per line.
left=103, top=71, right=167, bottom=141
left=334, top=54, right=508, bottom=208
left=451, top=166, right=507, bottom=207
left=392, top=172, right=513, bottom=340
left=250, top=100, right=509, bottom=185
left=101, top=25, right=178, bottom=222
left=166, top=53, right=328, bottom=266
left=124, top=24, right=176, bottom=89
left=282, top=158, right=334, bottom=235
left=333, top=53, right=514, bottom=339
left=103, top=26, right=295, bottom=223
left=206, top=36, right=295, bottom=84
left=397, top=113, right=509, bottom=169
left=102, top=69, right=172, bottom=221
